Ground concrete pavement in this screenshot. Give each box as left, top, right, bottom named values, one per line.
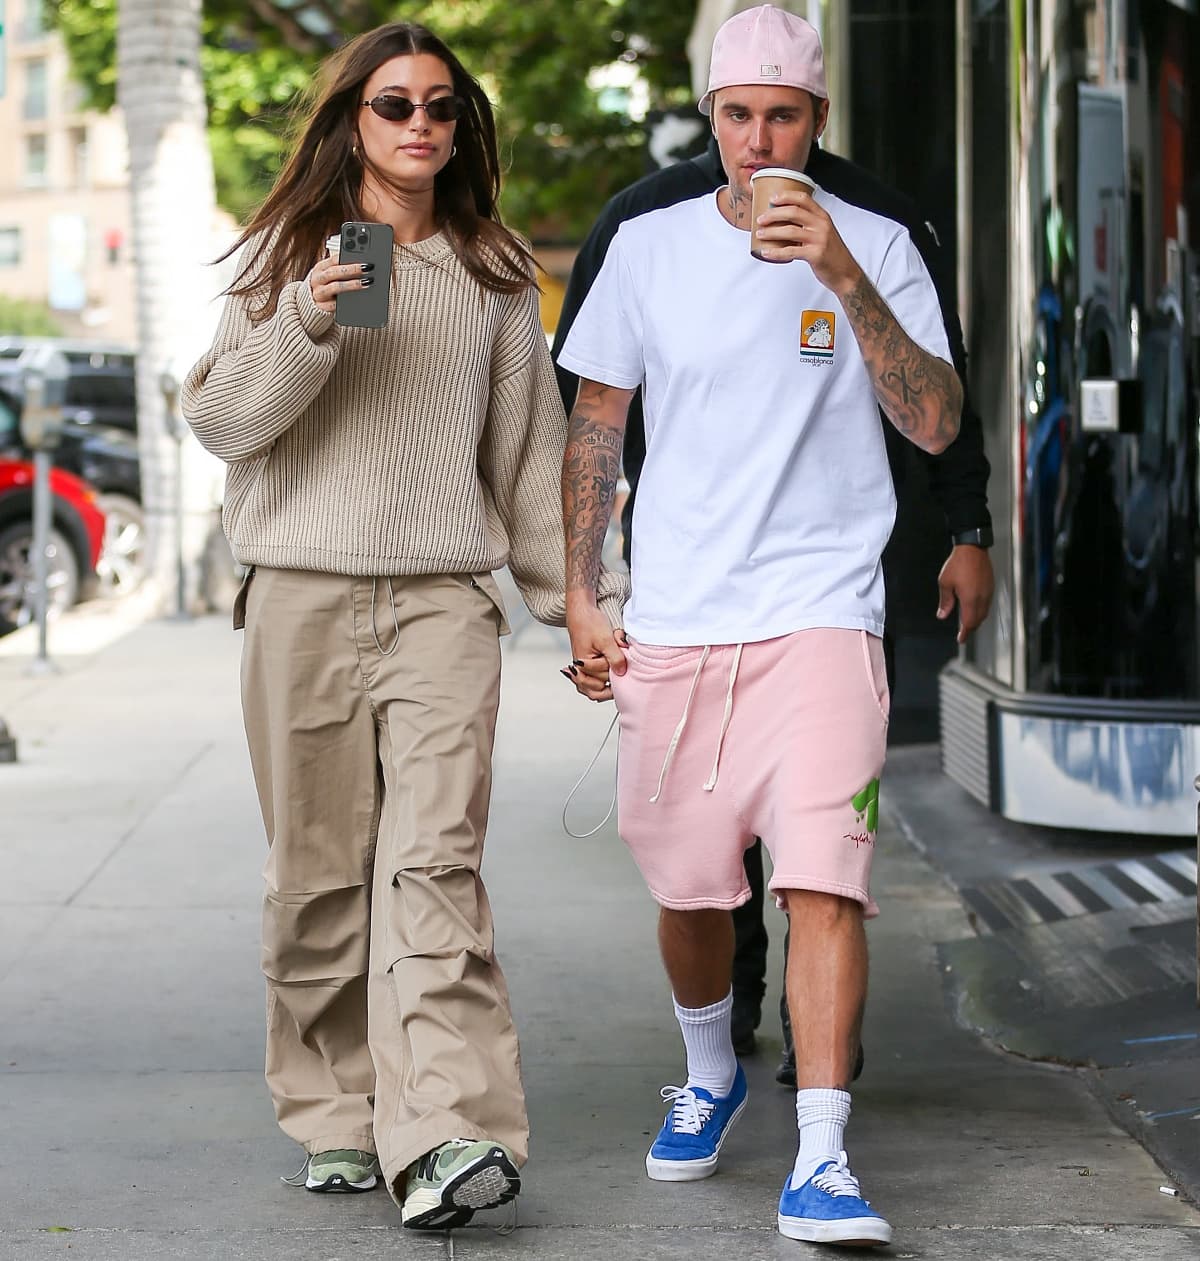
left=1, top=605, right=1197, bottom=1259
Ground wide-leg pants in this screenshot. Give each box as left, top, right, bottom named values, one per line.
left=238, top=566, right=528, bottom=1201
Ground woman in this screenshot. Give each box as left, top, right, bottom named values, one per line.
left=182, top=21, right=626, bottom=1228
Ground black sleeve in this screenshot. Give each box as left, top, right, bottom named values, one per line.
left=552, top=202, right=624, bottom=415
left=552, top=161, right=721, bottom=564
left=908, top=219, right=992, bottom=537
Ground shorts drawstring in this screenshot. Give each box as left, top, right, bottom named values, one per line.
left=370, top=576, right=401, bottom=657
left=702, top=643, right=743, bottom=792
left=649, top=646, right=711, bottom=803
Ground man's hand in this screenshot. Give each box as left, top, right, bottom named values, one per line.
left=564, top=600, right=627, bottom=702
left=754, top=190, right=862, bottom=294
left=937, top=545, right=995, bottom=643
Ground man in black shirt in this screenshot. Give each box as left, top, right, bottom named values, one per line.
left=553, top=133, right=994, bottom=1080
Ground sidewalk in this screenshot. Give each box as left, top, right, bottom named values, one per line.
left=1, top=610, right=1197, bottom=1259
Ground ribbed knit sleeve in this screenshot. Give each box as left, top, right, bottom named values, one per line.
left=182, top=278, right=341, bottom=463
left=480, top=288, right=630, bottom=628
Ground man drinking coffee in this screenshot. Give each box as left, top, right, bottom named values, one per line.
left=556, top=5, right=962, bottom=1248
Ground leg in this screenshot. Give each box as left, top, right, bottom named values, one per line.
left=782, top=890, right=867, bottom=1090
left=647, top=906, right=747, bottom=1182
left=659, top=906, right=734, bottom=1006
left=607, top=641, right=756, bottom=1184
left=730, top=840, right=768, bottom=1054
left=359, top=574, right=526, bottom=1213
left=241, top=568, right=379, bottom=1160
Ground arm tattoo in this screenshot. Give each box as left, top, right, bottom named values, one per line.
left=563, top=383, right=626, bottom=597
left=841, top=274, right=962, bottom=454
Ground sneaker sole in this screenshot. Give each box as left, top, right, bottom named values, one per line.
left=644, top=1094, right=748, bottom=1182
left=776, top=1212, right=892, bottom=1246
left=402, top=1147, right=521, bottom=1231
left=304, top=1170, right=378, bottom=1193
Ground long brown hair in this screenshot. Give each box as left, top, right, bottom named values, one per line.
left=222, top=22, right=536, bottom=320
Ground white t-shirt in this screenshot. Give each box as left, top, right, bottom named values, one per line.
left=557, top=189, right=952, bottom=646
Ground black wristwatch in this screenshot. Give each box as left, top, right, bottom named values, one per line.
left=951, top=526, right=994, bottom=548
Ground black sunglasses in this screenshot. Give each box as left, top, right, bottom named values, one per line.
left=361, top=94, right=466, bottom=124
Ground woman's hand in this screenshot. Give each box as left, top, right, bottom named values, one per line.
left=562, top=605, right=628, bottom=702
left=308, top=254, right=376, bottom=313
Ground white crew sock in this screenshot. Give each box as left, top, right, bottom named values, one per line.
left=673, top=992, right=737, bottom=1096
left=790, top=1088, right=852, bottom=1189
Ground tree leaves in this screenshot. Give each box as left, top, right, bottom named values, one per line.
left=47, top=0, right=697, bottom=237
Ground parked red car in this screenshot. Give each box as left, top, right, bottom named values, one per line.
left=0, top=458, right=106, bottom=635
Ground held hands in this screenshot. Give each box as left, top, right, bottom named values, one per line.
left=937, top=545, right=995, bottom=644
left=562, top=602, right=628, bottom=702
left=308, top=252, right=376, bottom=313
left=755, top=190, right=861, bottom=294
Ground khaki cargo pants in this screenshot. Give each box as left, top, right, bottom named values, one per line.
left=237, top=566, right=528, bottom=1202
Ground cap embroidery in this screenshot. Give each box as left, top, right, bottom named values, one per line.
left=760, top=63, right=781, bottom=76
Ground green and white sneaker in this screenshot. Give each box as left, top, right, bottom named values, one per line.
left=284, top=1149, right=380, bottom=1193
left=401, top=1138, right=521, bottom=1230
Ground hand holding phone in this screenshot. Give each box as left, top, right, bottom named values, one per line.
left=333, top=221, right=393, bottom=328
left=308, top=245, right=372, bottom=315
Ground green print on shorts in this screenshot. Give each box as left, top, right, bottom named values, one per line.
left=851, top=778, right=880, bottom=834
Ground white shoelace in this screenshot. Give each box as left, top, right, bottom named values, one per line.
left=660, top=1085, right=715, bottom=1135
left=811, top=1152, right=864, bottom=1198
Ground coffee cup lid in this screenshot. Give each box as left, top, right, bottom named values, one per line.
left=750, top=167, right=817, bottom=189
left=325, top=235, right=340, bottom=251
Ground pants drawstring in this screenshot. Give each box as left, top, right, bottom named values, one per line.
left=370, top=576, right=401, bottom=657
left=703, top=643, right=742, bottom=792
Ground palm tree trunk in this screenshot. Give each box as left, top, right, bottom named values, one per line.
left=117, top=0, right=220, bottom=611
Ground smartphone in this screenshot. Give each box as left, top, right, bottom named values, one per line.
left=334, top=221, right=393, bottom=329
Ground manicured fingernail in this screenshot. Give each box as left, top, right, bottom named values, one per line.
left=571, top=659, right=585, bottom=667
left=361, top=263, right=375, bottom=272
left=361, top=276, right=374, bottom=286
left=559, top=669, right=573, bottom=681
left=568, top=665, right=578, bottom=677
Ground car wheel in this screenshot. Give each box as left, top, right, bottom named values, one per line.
left=0, top=522, right=81, bottom=636
left=95, top=493, right=146, bottom=599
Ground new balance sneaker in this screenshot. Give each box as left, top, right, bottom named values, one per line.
left=644, top=1064, right=748, bottom=1182
left=287, top=1149, right=379, bottom=1193
left=777, top=1152, right=892, bottom=1246
left=401, top=1138, right=521, bottom=1230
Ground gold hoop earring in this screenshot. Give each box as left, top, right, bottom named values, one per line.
left=451, top=145, right=457, bottom=157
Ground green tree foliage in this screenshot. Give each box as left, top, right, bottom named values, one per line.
left=0, top=295, right=65, bottom=336
left=47, top=0, right=697, bottom=237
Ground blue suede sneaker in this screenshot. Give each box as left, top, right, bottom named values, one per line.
left=644, top=1064, right=748, bottom=1182
left=777, top=1152, right=892, bottom=1246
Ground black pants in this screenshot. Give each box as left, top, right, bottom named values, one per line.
left=731, top=631, right=895, bottom=1050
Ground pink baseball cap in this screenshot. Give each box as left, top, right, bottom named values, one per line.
left=699, top=4, right=827, bottom=116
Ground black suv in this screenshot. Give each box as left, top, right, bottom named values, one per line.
left=0, top=338, right=143, bottom=597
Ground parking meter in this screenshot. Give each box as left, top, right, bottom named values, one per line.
left=159, top=367, right=183, bottom=440
left=159, top=365, right=189, bottom=618
left=17, top=345, right=70, bottom=673
left=17, top=345, right=69, bottom=452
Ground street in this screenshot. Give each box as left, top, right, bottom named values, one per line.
left=0, top=604, right=1197, bottom=1259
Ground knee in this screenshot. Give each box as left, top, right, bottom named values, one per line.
left=660, top=906, right=731, bottom=942
left=781, top=888, right=863, bottom=926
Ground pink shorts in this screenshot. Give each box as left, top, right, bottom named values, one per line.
left=610, top=629, right=889, bottom=917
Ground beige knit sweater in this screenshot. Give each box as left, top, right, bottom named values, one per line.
left=182, top=231, right=628, bottom=627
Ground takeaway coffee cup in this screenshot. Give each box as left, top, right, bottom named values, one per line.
left=749, top=168, right=817, bottom=263
left=325, top=234, right=341, bottom=261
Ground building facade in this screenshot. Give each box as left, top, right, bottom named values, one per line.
left=0, top=0, right=136, bottom=342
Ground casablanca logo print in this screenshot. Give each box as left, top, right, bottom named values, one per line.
left=845, top=778, right=880, bottom=848
left=800, top=309, right=836, bottom=359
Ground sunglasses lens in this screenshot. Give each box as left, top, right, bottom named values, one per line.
left=425, top=96, right=465, bottom=122
left=371, top=95, right=414, bottom=122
